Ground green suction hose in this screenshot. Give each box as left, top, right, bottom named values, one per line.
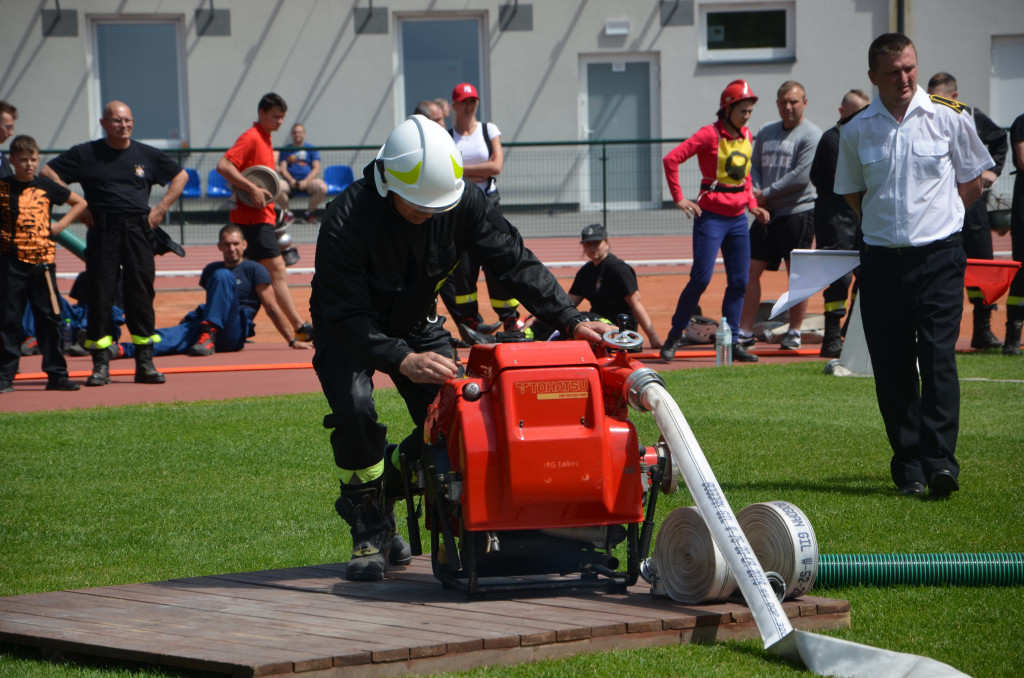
left=815, top=553, right=1024, bottom=588
left=55, top=229, right=87, bottom=261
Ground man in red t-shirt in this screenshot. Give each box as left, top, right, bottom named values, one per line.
left=217, top=93, right=312, bottom=342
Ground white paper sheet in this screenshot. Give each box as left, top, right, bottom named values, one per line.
left=770, top=250, right=860, bottom=319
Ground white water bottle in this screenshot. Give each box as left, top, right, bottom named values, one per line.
left=715, top=317, right=732, bottom=366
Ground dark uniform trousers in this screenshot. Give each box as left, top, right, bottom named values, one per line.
left=86, top=213, right=156, bottom=344
left=438, top=190, right=519, bottom=327
left=0, top=254, right=67, bottom=382
left=858, top=235, right=964, bottom=488
left=962, top=196, right=995, bottom=261
left=1008, top=193, right=1024, bottom=322
left=314, top=318, right=452, bottom=474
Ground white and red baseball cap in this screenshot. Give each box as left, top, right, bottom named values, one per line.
left=451, top=82, right=479, bottom=103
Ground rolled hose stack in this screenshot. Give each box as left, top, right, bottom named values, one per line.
left=816, top=552, right=1024, bottom=588
left=653, top=500, right=1024, bottom=601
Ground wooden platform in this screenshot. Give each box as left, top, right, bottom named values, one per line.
left=0, top=557, right=850, bottom=677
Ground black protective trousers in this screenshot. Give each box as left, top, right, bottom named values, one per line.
left=314, top=318, right=453, bottom=475
left=438, top=251, right=519, bottom=325
left=858, top=238, right=964, bottom=489
left=0, top=254, right=68, bottom=383
left=814, top=212, right=859, bottom=316
left=85, top=213, right=156, bottom=345
left=1007, top=188, right=1024, bottom=321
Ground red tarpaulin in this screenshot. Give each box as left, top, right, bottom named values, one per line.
left=964, top=259, right=1022, bottom=305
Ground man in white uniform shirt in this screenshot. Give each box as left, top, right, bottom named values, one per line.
left=835, top=33, right=994, bottom=499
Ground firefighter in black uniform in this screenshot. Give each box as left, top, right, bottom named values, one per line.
left=926, top=73, right=1009, bottom=349
left=310, top=115, right=610, bottom=581
left=42, top=100, right=188, bottom=386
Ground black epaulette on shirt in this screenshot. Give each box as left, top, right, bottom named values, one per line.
left=929, top=94, right=967, bottom=114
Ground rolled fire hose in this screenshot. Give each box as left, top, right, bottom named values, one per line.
left=623, top=367, right=969, bottom=678
left=738, top=501, right=818, bottom=599
left=654, top=506, right=737, bottom=603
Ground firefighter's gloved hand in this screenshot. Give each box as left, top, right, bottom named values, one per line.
left=399, top=351, right=460, bottom=384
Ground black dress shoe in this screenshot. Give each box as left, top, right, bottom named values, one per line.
left=46, top=378, right=81, bottom=391
left=732, top=341, right=759, bottom=362
left=898, top=481, right=925, bottom=496
left=929, top=470, right=959, bottom=498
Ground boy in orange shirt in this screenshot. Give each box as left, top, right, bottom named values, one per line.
left=0, top=135, right=88, bottom=392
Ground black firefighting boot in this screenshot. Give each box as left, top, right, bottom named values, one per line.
left=337, top=476, right=392, bottom=581
left=86, top=349, right=111, bottom=387
left=971, top=303, right=1002, bottom=350
left=1003, top=320, right=1023, bottom=357
left=382, top=444, right=413, bottom=566
left=819, top=312, right=844, bottom=358
left=133, top=344, right=166, bottom=384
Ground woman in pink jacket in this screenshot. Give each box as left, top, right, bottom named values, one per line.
left=660, top=80, right=769, bottom=362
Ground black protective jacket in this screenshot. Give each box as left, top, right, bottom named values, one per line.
left=311, top=162, right=584, bottom=374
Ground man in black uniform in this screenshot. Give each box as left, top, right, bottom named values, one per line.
left=1006, top=112, right=1024, bottom=356
left=42, top=100, right=188, bottom=387
left=809, top=89, right=870, bottom=357
left=311, top=115, right=611, bottom=581
left=0, top=100, right=16, bottom=178
left=926, top=73, right=1009, bottom=349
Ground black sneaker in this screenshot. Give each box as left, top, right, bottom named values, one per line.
left=189, top=321, right=218, bottom=356
left=732, top=341, right=759, bottom=362
left=20, top=336, right=39, bottom=356
left=0, top=381, right=14, bottom=394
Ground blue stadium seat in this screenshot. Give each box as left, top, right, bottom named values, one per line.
left=323, top=165, right=354, bottom=195
left=207, top=169, right=233, bottom=198
left=182, top=168, right=201, bottom=198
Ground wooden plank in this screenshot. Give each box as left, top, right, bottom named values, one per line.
left=0, top=613, right=291, bottom=676
left=0, top=595, right=352, bottom=670
left=148, top=578, right=561, bottom=648
left=0, top=557, right=850, bottom=678
left=74, top=584, right=456, bottom=659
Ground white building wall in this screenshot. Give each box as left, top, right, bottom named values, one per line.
left=1, top=0, right=1022, bottom=149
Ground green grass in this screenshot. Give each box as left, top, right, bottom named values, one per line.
left=2, top=354, right=1023, bottom=677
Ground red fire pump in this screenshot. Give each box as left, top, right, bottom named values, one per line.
left=397, top=329, right=675, bottom=595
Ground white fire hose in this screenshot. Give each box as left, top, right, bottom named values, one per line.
left=623, top=368, right=969, bottom=678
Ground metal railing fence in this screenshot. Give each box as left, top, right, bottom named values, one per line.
left=42, top=139, right=1018, bottom=247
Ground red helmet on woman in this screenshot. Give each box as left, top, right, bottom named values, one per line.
left=718, top=80, right=758, bottom=114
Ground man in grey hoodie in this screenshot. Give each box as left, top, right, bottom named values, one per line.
left=739, top=81, right=822, bottom=350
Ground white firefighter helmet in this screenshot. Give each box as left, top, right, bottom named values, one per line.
left=374, top=114, right=465, bottom=213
